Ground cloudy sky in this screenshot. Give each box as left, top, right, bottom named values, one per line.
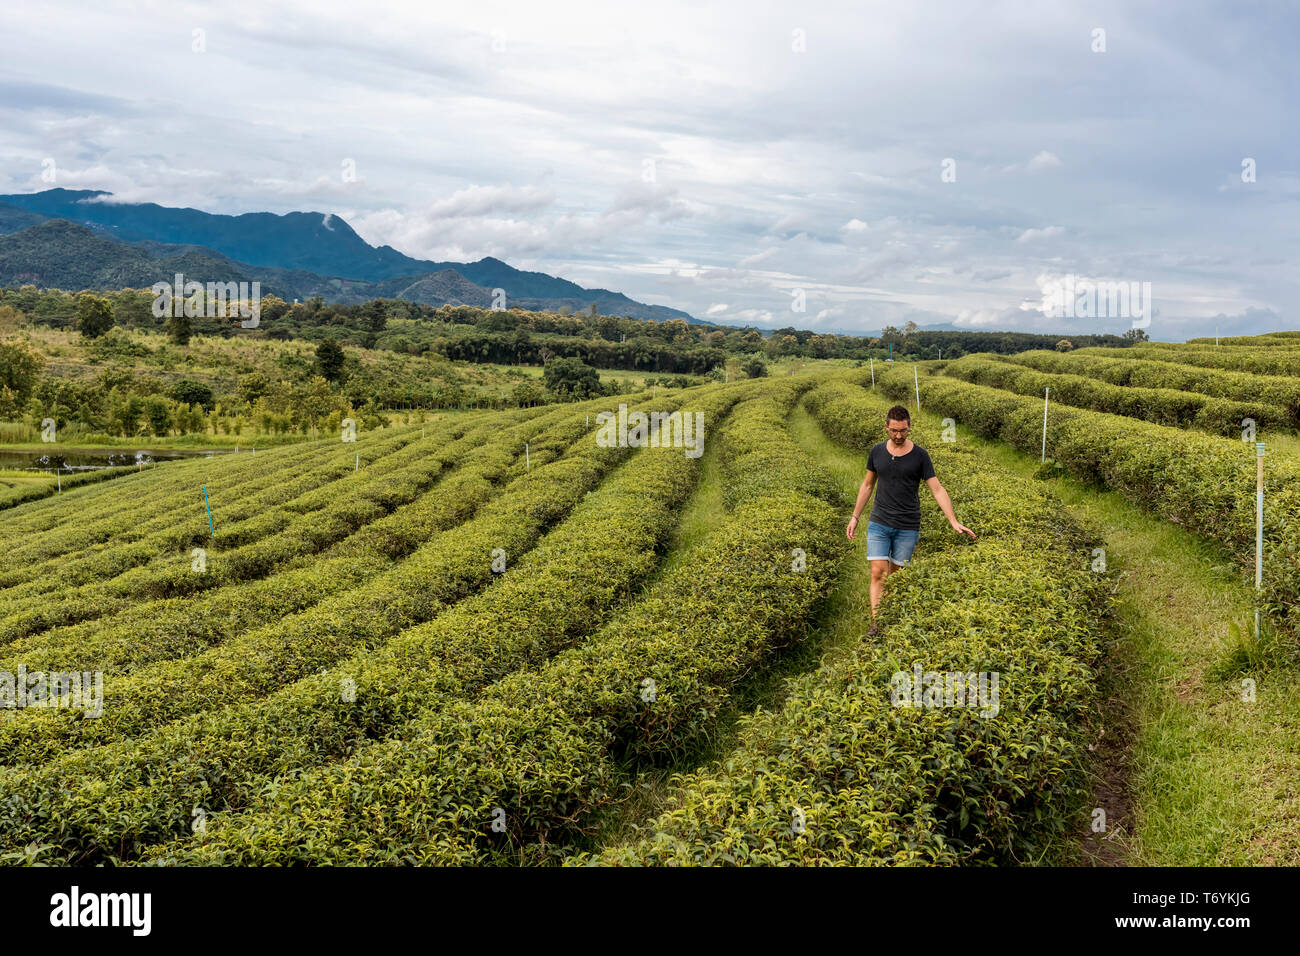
left=2, top=0, right=1296, bottom=338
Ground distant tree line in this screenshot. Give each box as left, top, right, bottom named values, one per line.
left=2, top=286, right=1138, bottom=362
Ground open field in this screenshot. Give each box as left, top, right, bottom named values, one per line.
left=1, top=338, right=1296, bottom=866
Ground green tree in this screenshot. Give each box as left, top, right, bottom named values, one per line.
left=170, top=379, right=213, bottom=410
left=76, top=294, right=115, bottom=339
left=0, top=339, right=43, bottom=416
left=1121, top=328, right=1150, bottom=344
left=316, top=338, right=346, bottom=383
left=512, top=379, right=546, bottom=407
left=1055, top=338, right=1074, bottom=351
left=111, top=394, right=145, bottom=437
left=742, top=357, right=768, bottom=378
left=165, top=311, right=191, bottom=345
left=0, top=304, right=23, bottom=336
left=363, top=299, right=388, bottom=333
left=144, top=395, right=172, bottom=436
left=237, top=372, right=271, bottom=406
left=543, top=356, right=601, bottom=399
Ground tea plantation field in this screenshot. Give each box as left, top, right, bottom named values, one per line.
left=1, top=348, right=1296, bottom=865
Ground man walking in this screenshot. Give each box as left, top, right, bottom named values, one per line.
left=845, top=405, right=976, bottom=635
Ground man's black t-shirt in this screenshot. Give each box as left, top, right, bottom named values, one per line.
left=866, top=441, right=935, bottom=532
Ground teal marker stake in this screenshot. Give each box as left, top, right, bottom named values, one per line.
left=203, top=484, right=214, bottom=536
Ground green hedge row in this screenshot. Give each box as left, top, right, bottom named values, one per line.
left=580, top=380, right=1109, bottom=864
left=144, top=379, right=850, bottom=865
left=0, top=421, right=498, bottom=643
left=0, top=387, right=739, bottom=863
left=1170, top=336, right=1300, bottom=348
left=1078, top=344, right=1300, bottom=377
left=0, top=421, right=455, bottom=596
left=0, top=435, right=341, bottom=569
left=0, top=557, right=379, bottom=676
left=0, top=391, right=671, bottom=767
left=1005, top=350, right=1300, bottom=415
left=0, top=412, right=557, bottom=672
left=941, top=355, right=1293, bottom=435
left=0, top=466, right=137, bottom=513
left=876, top=371, right=1300, bottom=639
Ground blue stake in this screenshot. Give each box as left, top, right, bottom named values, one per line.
left=203, top=484, right=214, bottom=536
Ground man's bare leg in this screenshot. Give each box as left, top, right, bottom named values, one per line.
left=869, top=559, right=892, bottom=619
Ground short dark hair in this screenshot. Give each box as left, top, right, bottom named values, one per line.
left=885, top=405, right=911, bottom=425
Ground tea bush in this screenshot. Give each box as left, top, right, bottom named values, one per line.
left=579, top=382, right=1110, bottom=865
left=875, top=371, right=1300, bottom=639
left=0, top=387, right=742, bottom=862
left=144, top=379, right=850, bottom=865
left=1003, top=349, right=1300, bottom=418
left=942, top=355, right=1292, bottom=435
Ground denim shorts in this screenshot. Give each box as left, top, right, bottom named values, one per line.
left=866, top=521, right=920, bottom=566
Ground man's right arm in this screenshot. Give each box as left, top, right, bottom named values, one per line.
left=846, top=464, right=877, bottom=540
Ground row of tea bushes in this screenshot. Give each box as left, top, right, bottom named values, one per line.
left=0, top=387, right=741, bottom=863
left=0, top=390, right=691, bottom=766
left=876, top=371, right=1300, bottom=639
left=0, top=466, right=136, bottom=513
left=580, top=380, right=1109, bottom=864
left=0, top=420, right=504, bottom=643
left=145, top=380, right=851, bottom=865
left=1003, top=350, right=1300, bottom=417
left=1080, top=344, right=1300, bottom=377
left=1167, top=336, right=1300, bottom=349
left=0, top=433, right=345, bottom=570
left=0, top=407, right=576, bottom=669
left=940, top=355, right=1292, bottom=435
left=0, top=418, right=473, bottom=606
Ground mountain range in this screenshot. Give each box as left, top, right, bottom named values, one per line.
left=0, top=189, right=701, bottom=322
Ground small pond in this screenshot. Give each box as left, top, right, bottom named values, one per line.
left=0, top=447, right=235, bottom=471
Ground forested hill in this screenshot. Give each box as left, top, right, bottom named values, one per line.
left=0, top=189, right=698, bottom=322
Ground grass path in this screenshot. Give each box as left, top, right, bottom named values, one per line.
left=592, top=398, right=869, bottom=849
left=899, top=404, right=1300, bottom=865
left=595, top=388, right=1300, bottom=865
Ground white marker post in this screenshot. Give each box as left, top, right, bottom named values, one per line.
left=1256, top=441, right=1265, bottom=641
left=913, top=365, right=921, bottom=413
left=355, top=452, right=359, bottom=472
left=1041, top=387, right=1050, bottom=464
left=526, top=441, right=530, bottom=470
left=870, top=358, right=875, bottom=389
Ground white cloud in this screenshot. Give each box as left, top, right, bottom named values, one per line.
left=426, top=184, right=555, bottom=218
left=1026, top=150, right=1062, bottom=173
left=1016, top=225, right=1064, bottom=243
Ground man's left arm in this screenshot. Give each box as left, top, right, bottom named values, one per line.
left=925, top=475, right=976, bottom=539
